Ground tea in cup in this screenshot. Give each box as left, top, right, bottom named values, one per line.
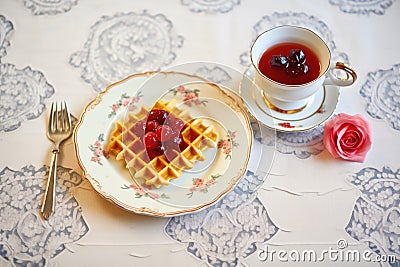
left=250, top=25, right=357, bottom=112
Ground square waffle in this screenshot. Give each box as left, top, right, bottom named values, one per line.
left=107, top=99, right=219, bottom=188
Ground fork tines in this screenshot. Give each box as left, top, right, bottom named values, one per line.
left=49, top=101, right=72, bottom=133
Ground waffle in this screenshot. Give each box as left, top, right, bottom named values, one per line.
left=107, top=99, right=219, bottom=188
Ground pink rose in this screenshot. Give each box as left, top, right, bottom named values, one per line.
left=222, top=140, right=232, bottom=149
left=206, top=179, right=216, bottom=185
left=94, top=148, right=103, bottom=157
left=121, top=98, right=131, bottom=107
left=111, top=104, right=119, bottom=112
left=224, top=148, right=232, bottom=155
left=184, top=92, right=197, bottom=102
left=131, top=96, right=140, bottom=103
left=147, top=192, right=159, bottom=199
left=91, top=156, right=100, bottom=163
left=129, top=184, right=139, bottom=190
left=177, top=86, right=185, bottom=93
left=193, top=178, right=204, bottom=187
left=94, top=140, right=102, bottom=148
left=133, top=187, right=146, bottom=196
left=323, top=113, right=372, bottom=162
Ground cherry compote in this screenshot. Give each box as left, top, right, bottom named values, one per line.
left=258, top=42, right=320, bottom=85
left=134, top=109, right=189, bottom=161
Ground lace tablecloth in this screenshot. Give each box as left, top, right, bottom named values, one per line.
left=1, top=0, right=399, bottom=266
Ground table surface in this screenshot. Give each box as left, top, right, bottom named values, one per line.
left=1, top=0, right=399, bottom=266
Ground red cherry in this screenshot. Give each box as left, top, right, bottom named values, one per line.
left=270, top=55, right=288, bottom=68
left=148, top=109, right=169, bottom=124
left=143, top=132, right=159, bottom=148
left=289, top=49, right=306, bottom=64
left=151, top=144, right=165, bottom=156
left=145, top=120, right=159, bottom=133
left=155, top=125, right=174, bottom=142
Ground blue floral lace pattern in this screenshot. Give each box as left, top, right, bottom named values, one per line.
left=0, top=165, right=89, bottom=266
left=0, top=16, right=13, bottom=62
left=181, top=0, right=240, bottom=13
left=252, top=121, right=325, bottom=159
left=166, top=171, right=278, bottom=266
left=23, top=0, right=78, bottom=15
left=0, top=63, right=55, bottom=132
left=70, top=11, right=184, bottom=92
left=329, top=0, right=394, bottom=15
left=360, top=63, right=400, bottom=131
left=193, top=66, right=232, bottom=84
left=346, top=167, right=400, bottom=266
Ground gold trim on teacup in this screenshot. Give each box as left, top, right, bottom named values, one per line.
left=251, top=76, right=326, bottom=122
left=262, top=91, right=308, bottom=114
left=238, top=66, right=340, bottom=133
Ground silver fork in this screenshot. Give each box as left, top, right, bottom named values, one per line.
left=40, top=101, right=72, bottom=220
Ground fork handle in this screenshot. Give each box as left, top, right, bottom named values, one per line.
left=40, top=149, right=58, bottom=220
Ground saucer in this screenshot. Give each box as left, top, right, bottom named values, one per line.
left=239, top=67, right=340, bottom=132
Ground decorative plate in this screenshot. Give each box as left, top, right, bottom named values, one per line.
left=74, top=72, right=252, bottom=216
left=239, top=67, right=340, bottom=132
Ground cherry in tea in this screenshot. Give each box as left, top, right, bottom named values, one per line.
left=258, top=42, right=321, bottom=85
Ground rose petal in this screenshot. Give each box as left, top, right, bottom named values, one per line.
left=324, top=129, right=339, bottom=158
left=340, top=127, right=362, bottom=149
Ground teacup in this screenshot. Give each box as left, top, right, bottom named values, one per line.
left=250, top=25, right=357, bottom=111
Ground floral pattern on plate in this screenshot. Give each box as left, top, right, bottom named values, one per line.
left=0, top=165, right=88, bottom=266
left=169, top=85, right=208, bottom=106
left=23, top=0, right=78, bottom=15
left=360, top=63, right=400, bottom=131
left=187, top=174, right=221, bottom=198
left=122, top=184, right=170, bottom=200
left=166, top=171, right=278, bottom=266
left=70, top=11, right=184, bottom=92
left=122, top=173, right=223, bottom=200
left=89, top=133, right=109, bottom=165
left=108, top=91, right=143, bottom=118
left=181, top=0, right=240, bottom=14
left=0, top=15, right=13, bottom=62
left=74, top=72, right=252, bottom=216
left=329, top=0, right=394, bottom=15
left=0, top=63, right=55, bottom=132
left=217, top=130, right=238, bottom=159
left=346, top=167, right=400, bottom=266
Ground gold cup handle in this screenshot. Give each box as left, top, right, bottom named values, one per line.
left=324, top=62, right=357, bottom=87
